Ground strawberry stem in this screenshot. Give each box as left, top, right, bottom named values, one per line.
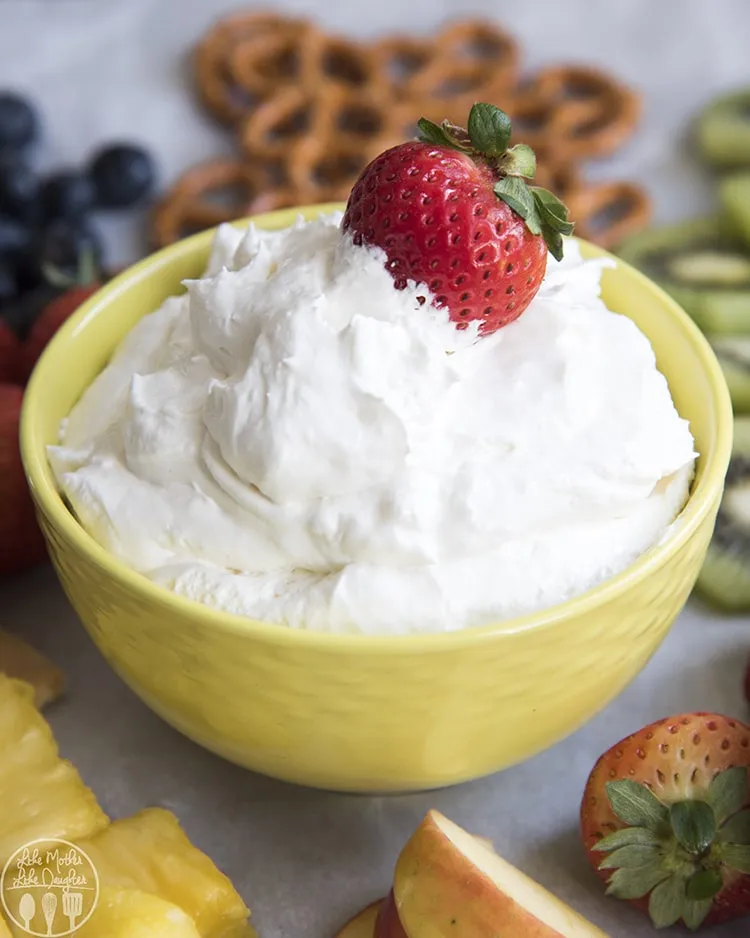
left=594, top=768, right=750, bottom=931
left=417, top=102, right=574, bottom=260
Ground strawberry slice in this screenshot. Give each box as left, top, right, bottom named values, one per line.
left=343, top=103, right=573, bottom=335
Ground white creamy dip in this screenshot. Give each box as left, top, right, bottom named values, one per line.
left=49, top=213, right=696, bottom=634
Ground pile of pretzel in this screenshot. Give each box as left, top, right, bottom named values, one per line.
left=152, top=11, right=650, bottom=250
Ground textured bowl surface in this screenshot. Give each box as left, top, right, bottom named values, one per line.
left=21, top=204, right=732, bottom=792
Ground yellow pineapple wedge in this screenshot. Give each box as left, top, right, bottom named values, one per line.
left=0, top=630, right=65, bottom=708
left=78, top=808, right=249, bottom=938
left=0, top=676, right=108, bottom=865
left=75, top=887, right=202, bottom=938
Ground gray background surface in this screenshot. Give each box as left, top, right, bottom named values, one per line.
left=2, top=2, right=750, bottom=936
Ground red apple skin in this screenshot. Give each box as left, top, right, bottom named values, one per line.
left=374, top=891, right=408, bottom=938
left=336, top=900, right=384, bottom=938
left=393, top=811, right=607, bottom=938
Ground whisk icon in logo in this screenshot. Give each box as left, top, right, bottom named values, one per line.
left=1, top=839, right=99, bottom=936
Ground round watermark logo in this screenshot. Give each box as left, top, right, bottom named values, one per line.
left=1, top=839, right=99, bottom=936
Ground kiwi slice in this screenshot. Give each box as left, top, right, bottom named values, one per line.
left=695, top=416, right=750, bottom=611
left=710, top=336, right=750, bottom=413
left=696, top=89, right=750, bottom=169
left=618, top=218, right=750, bottom=334
left=719, top=172, right=750, bottom=251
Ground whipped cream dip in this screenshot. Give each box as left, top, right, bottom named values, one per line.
left=49, top=213, right=696, bottom=634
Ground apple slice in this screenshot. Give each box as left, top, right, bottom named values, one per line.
left=335, top=900, right=383, bottom=938
left=393, top=811, right=609, bottom=938
left=374, top=891, right=407, bottom=938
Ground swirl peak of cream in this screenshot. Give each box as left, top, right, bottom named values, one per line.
left=49, top=213, right=696, bottom=634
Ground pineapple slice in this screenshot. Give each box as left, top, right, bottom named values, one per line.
left=75, top=887, right=202, bottom=938
left=0, top=631, right=65, bottom=708
left=78, top=808, right=249, bottom=938
left=0, top=676, right=108, bottom=865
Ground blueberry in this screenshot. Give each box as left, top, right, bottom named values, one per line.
left=41, top=170, right=95, bottom=222
left=0, top=92, right=39, bottom=152
left=0, top=258, right=17, bottom=306
left=38, top=217, right=104, bottom=280
left=0, top=213, right=33, bottom=262
left=0, top=152, right=40, bottom=220
left=89, top=143, right=156, bottom=209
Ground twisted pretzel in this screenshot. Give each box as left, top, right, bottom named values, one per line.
left=152, top=159, right=298, bottom=248
left=519, top=66, right=641, bottom=159
left=567, top=181, right=651, bottom=249
left=159, top=12, right=649, bottom=251
left=194, top=11, right=313, bottom=125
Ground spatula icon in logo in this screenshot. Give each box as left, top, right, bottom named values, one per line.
left=18, top=893, right=35, bottom=932
left=62, top=891, right=83, bottom=931
left=41, top=892, right=57, bottom=935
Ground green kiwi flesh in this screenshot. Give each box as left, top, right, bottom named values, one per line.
left=618, top=218, right=750, bottom=333
left=696, top=89, right=750, bottom=169
left=695, top=415, right=750, bottom=611
left=719, top=172, right=750, bottom=251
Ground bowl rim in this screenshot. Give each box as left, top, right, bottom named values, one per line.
left=21, top=204, right=733, bottom=653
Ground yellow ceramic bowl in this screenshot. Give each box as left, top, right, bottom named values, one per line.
left=21, top=205, right=732, bottom=793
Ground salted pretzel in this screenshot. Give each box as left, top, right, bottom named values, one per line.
left=515, top=66, right=642, bottom=160
left=567, top=181, right=652, bottom=250
left=533, top=159, right=583, bottom=206
left=152, top=159, right=298, bottom=248
left=194, top=11, right=313, bottom=125
left=159, top=12, right=649, bottom=250
left=373, top=20, right=520, bottom=125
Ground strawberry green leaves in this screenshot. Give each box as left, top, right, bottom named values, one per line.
left=591, top=827, right=662, bottom=852
left=529, top=188, right=574, bottom=262
left=649, top=875, right=691, bottom=929
left=593, top=767, right=750, bottom=931
left=417, top=102, right=574, bottom=260
left=416, top=118, right=468, bottom=151
left=467, top=102, right=512, bottom=156
left=500, top=143, right=536, bottom=178
left=493, top=178, right=535, bottom=226
left=686, top=869, right=723, bottom=901
left=682, top=897, right=716, bottom=932
left=597, top=844, right=662, bottom=871
left=606, top=779, right=668, bottom=830
left=720, top=809, right=750, bottom=844
left=604, top=864, right=670, bottom=900
left=723, top=844, right=750, bottom=873
left=493, top=181, right=573, bottom=262
left=709, top=766, right=748, bottom=825
left=670, top=801, right=717, bottom=854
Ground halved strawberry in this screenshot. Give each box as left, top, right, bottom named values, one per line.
left=581, top=713, right=750, bottom=930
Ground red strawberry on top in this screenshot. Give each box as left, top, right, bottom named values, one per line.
left=343, top=103, right=573, bottom=335
left=581, top=713, right=750, bottom=931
